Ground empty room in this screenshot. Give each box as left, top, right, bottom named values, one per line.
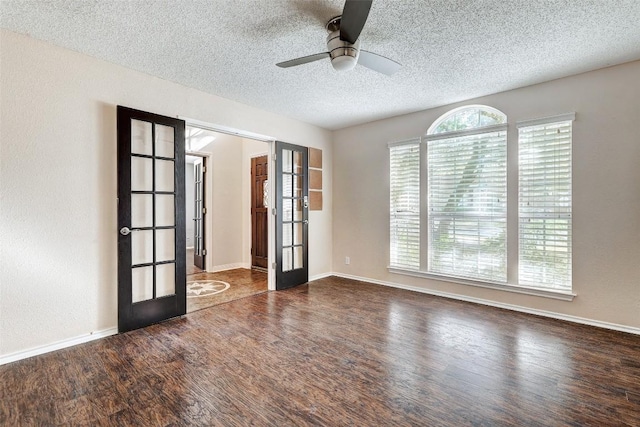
left=1, top=0, right=639, bottom=425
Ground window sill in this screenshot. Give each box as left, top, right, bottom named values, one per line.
left=387, top=267, right=576, bottom=301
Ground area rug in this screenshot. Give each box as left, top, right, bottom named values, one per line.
left=186, top=280, right=230, bottom=298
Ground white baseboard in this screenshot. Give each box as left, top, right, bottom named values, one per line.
left=0, top=327, right=118, bottom=366
left=207, top=262, right=251, bottom=273
left=309, top=272, right=334, bottom=282
left=331, top=272, right=640, bottom=336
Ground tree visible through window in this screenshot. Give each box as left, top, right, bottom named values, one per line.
left=429, top=105, right=506, bottom=134
left=427, top=106, right=508, bottom=282
left=389, top=107, right=574, bottom=294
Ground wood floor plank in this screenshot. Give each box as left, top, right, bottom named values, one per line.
left=1, top=276, right=639, bottom=426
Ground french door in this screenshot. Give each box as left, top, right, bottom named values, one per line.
left=275, top=141, right=309, bottom=289
left=117, top=106, right=186, bottom=333
left=193, top=157, right=205, bottom=270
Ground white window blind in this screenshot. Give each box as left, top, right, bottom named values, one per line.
left=427, top=130, right=507, bottom=282
left=389, top=141, right=420, bottom=269
left=518, top=117, right=573, bottom=290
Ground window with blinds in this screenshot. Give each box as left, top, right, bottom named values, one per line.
left=518, top=115, right=573, bottom=290
left=389, top=141, right=420, bottom=269
left=427, top=129, right=507, bottom=282
left=388, top=105, right=574, bottom=297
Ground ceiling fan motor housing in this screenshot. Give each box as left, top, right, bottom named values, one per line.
left=327, top=30, right=360, bottom=71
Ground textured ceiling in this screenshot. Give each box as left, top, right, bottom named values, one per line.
left=2, top=0, right=640, bottom=130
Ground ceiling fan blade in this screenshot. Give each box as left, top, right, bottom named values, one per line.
left=358, top=50, right=402, bottom=75
left=340, top=0, right=372, bottom=44
left=276, top=52, right=330, bottom=68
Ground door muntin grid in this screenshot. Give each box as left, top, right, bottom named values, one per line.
left=130, top=118, right=177, bottom=302
left=194, top=161, right=203, bottom=257
left=281, top=149, right=305, bottom=272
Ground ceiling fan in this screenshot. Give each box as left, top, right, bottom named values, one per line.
left=276, top=0, right=401, bottom=76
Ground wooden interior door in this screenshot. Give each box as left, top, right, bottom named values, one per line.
left=275, top=142, right=309, bottom=289
left=117, top=106, right=186, bottom=333
left=251, top=155, right=269, bottom=269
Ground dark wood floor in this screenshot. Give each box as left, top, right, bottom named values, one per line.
left=2, top=277, right=639, bottom=426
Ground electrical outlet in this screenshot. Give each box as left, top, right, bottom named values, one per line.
left=345, top=256, right=350, bottom=265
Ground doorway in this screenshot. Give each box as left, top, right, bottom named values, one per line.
left=184, top=125, right=270, bottom=313
left=185, top=154, right=206, bottom=275
left=117, top=107, right=311, bottom=332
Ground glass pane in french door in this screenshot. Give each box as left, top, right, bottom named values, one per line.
left=130, top=119, right=177, bottom=300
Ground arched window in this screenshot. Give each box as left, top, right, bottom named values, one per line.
left=428, top=105, right=507, bottom=135
left=426, top=105, right=508, bottom=282
left=390, top=105, right=573, bottom=293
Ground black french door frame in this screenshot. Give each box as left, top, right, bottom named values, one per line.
left=275, top=141, right=309, bottom=290
left=193, top=157, right=205, bottom=270
left=117, top=106, right=186, bottom=333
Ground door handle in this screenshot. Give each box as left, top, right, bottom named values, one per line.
left=303, top=220, right=309, bottom=225
left=120, top=227, right=134, bottom=236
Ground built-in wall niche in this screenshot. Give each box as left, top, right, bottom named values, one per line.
left=309, top=148, right=323, bottom=210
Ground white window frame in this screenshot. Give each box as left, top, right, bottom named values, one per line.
left=426, top=124, right=508, bottom=283
left=389, top=139, right=421, bottom=270
left=388, top=107, right=576, bottom=301
left=517, top=113, right=574, bottom=292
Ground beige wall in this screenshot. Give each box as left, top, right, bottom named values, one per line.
left=0, top=30, right=333, bottom=358
left=333, top=60, right=640, bottom=330
left=208, top=134, right=244, bottom=268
